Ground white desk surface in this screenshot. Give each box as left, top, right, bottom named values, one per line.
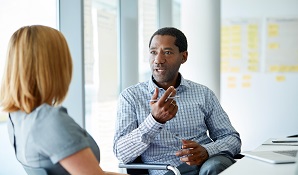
left=220, top=138, right=298, bottom=175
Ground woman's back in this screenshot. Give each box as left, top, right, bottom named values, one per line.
left=8, top=104, right=100, bottom=175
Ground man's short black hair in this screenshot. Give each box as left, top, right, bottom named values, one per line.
left=148, top=27, right=188, bottom=52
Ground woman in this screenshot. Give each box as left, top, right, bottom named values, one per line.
left=0, top=25, right=125, bottom=175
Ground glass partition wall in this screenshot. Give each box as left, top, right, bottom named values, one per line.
left=83, top=0, right=160, bottom=171
left=83, top=0, right=180, bottom=171
left=84, top=0, right=119, bottom=171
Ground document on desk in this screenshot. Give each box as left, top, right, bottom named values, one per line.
left=262, top=138, right=298, bottom=146
left=242, top=150, right=297, bottom=164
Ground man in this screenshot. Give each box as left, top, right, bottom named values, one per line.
left=113, top=27, right=241, bottom=175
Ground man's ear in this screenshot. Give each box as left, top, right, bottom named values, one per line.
left=181, top=51, right=188, bottom=64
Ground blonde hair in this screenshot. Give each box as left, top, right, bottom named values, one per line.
left=0, top=25, right=73, bottom=113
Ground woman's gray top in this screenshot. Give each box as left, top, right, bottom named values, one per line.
left=7, top=104, right=100, bottom=175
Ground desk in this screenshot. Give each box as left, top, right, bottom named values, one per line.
left=220, top=138, right=298, bottom=175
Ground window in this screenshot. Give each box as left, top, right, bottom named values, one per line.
left=84, top=0, right=119, bottom=170
left=138, top=0, right=181, bottom=82
left=0, top=1, right=57, bottom=174
left=138, top=0, right=158, bottom=82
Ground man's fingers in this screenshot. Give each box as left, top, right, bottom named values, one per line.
left=181, top=141, right=196, bottom=149
left=178, top=148, right=208, bottom=165
left=150, top=87, right=159, bottom=104
left=176, top=140, right=209, bottom=166
left=159, top=86, right=176, bottom=104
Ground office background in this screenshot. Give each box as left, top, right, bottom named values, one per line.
left=0, top=0, right=297, bottom=174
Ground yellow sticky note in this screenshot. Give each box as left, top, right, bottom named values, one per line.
left=228, top=76, right=237, bottom=81
left=268, top=24, right=279, bottom=37
left=243, top=75, right=251, bottom=80
left=269, top=66, right=278, bottom=72
left=268, top=43, right=279, bottom=49
left=228, top=83, right=237, bottom=88
left=275, top=75, right=286, bottom=82
left=242, top=82, right=251, bottom=88
left=230, top=67, right=240, bottom=72
left=248, top=65, right=259, bottom=71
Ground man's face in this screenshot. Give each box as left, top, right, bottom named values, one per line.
left=149, top=35, right=187, bottom=88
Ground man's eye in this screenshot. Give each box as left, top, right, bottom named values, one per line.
left=150, top=51, right=157, bottom=55
left=165, top=51, right=172, bottom=55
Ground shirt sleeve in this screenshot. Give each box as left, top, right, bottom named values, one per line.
left=32, top=107, right=90, bottom=164
left=113, top=92, right=165, bottom=163
left=201, top=89, right=241, bottom=157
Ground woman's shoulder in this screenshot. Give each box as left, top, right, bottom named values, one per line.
left=32, top=104, right=77, bottom=132
left=36, top=103, right=67, bottom=115
left=31, top=104, right=85, bottom=144
left=35, top=104, right=69, bottom=120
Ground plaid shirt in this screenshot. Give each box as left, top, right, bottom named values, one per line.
left=113, top=74, right=241, bottom=175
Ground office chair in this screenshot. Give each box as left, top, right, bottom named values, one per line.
left=119, top=154, right=244, bottom=175
left=119, top=156, right=180, bottom=175
left=22, top=164, right=48, bottom=175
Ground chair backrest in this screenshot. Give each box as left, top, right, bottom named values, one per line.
left=22, top=165, right=48, bottom=175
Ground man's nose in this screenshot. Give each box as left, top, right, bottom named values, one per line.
left=154, top=53, right=165, bottom=64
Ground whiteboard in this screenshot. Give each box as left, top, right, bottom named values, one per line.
left=221, top=0, right=298, bottom=151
